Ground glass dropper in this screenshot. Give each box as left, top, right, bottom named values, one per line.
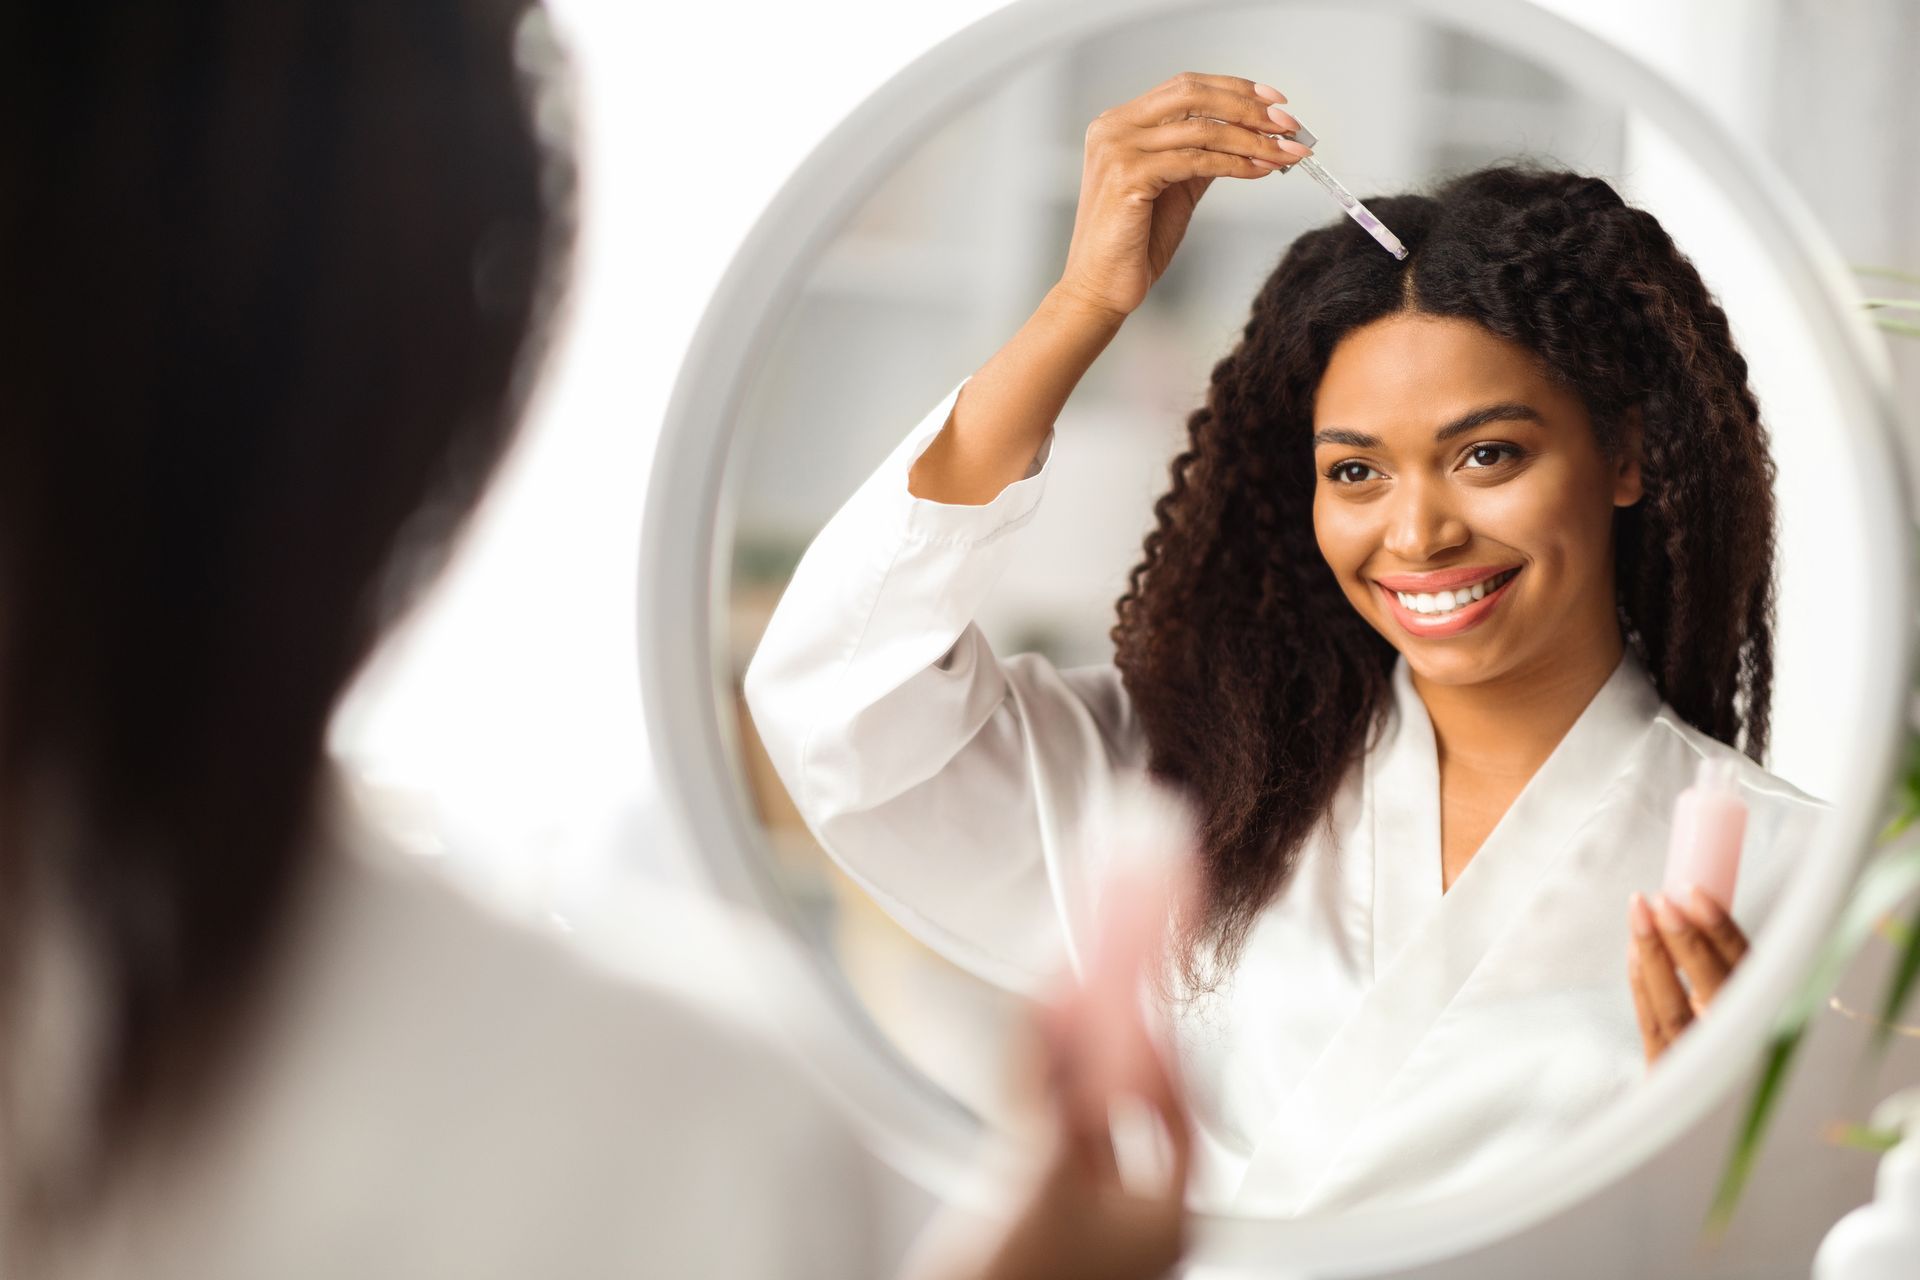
left=1274, top=124, right=1408, bottom=261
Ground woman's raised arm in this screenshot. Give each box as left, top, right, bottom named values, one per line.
left=908, top=73, right=1310, bottom=506
left=745, top=73, right=1308, bottom=992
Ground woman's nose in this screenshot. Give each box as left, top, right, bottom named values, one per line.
left=1381, top=477, right=1470, bottom=562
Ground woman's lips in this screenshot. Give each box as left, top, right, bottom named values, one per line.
left=1375, top=567, right=1520, bottom=638
left=1372, top=564, right=1522, bottom=592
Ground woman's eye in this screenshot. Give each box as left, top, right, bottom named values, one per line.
left=1463, top=443, right=1521, bottom=470
left=1327, top=461, right=1381, bottom=484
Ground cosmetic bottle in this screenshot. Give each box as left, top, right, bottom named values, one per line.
left=1663, top=758, right=1748, bottom=910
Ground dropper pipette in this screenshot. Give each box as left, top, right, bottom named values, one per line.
left=1275, top=124, right=1408, bottom=261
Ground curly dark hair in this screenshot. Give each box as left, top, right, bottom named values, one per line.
left=1111, top=164, right=1777, bottom=979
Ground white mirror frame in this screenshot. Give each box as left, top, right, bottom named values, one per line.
left=639, top=0, right=1913, bottom=1270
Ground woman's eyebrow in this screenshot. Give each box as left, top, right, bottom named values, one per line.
left=1312, top=402, right=1547, bottom=449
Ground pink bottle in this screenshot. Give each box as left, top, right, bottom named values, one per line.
left=1664, top=758, right=1749, bottom=910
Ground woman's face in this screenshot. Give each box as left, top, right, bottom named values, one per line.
left=1310, top=312, right=1641, bottom=690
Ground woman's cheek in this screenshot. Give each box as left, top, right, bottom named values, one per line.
left=1312, top=500, right=1364, bottom=579
left=1314, top=506, right=1383, bottom=620
left=1459, top=476, right=1561, bottom=557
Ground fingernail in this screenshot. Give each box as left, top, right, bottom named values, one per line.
left=1251, top=158, right=1280, bottom=171
left=1279, top=138, right=1313, bottom=158
left=1629, top=893, right=1654, bottom=938
left=1253, top=82, right=1286, bottom=103
left=1266, top=103, right=1300, bottom=130
left=1653, top=894, right=1686, bottom=934
left=1685, top=883, right=1728, bottom=924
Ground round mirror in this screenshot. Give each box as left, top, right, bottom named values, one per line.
left=641, top=0, right=1910, bottom=1269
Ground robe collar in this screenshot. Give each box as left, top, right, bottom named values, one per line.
left=1367, top=645, right=1663, bottom=984
left=1231, top=645, right=1666, bottom=1215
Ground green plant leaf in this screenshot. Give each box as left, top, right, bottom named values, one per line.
left=1863, top=298, right=1920, bottom=312
left=1711, top=839, right=1920, bottom=1230
left=1885, top=733, right=1920, bottom=842
left=1854, top=265, right=1920, bottom=289
left=1709, top=1028, right=1806, bottom=1234
left=1875, top=317, right=1920, bottom=338
left=1825, top=1122, right=1905, bottom=1153
left=1877, top=883, right=1920, bottom=1050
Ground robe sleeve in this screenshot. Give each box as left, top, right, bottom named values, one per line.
left=742, top=375, right=1137, bottom=995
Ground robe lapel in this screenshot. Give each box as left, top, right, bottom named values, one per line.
left=1367, top=659, right=1443, bottom=977
left=1230, top=651, right=1662, bottom=1216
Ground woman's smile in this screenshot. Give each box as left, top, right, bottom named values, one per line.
left=1375, top=565, right=1522, bottom=638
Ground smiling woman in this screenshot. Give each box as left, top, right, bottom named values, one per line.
left=742, top=80, right=1826, bottom=1216
left=1113, top=165, right=1786, bottom=976
left=1309, top=311, right=1646, bottom=883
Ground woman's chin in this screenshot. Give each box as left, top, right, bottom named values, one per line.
left=1397, top=647, right=1511, bottom=688
left=1374, top=617, right=1518, bottom=687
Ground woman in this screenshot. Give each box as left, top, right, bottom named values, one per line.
left=0, top=5, right=1194, bottom=1277
left=745, top=72, right=1826, bottom=1216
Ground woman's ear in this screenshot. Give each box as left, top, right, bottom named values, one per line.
left=1613, top=406, right=1645, bottom=508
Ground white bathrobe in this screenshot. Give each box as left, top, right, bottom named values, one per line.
left=743, top=375, right=1827, bottom=1218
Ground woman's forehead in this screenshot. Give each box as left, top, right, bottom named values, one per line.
left=1313, top=314, right=1573, bottom=434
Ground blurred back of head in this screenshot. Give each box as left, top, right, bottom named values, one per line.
left=0, top=0, right=573, bottom=1219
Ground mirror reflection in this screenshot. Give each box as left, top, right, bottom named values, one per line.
left=722, top=5, right=1851, bottom=1218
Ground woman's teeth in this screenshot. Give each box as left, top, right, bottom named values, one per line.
left=1394, top=568, right=1518, bottom=616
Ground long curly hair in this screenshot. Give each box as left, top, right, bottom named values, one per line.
left=1112, top=164, right=1777, bottom=979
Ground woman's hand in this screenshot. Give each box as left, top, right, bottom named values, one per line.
left=902, top=985, right=1193, bottom=1280
left=1626, top=885, right=1751, bottom=1064
left=909, top=73, right=1306, bottom=506
left=960, top=800, right=1201, bottom=1280
left=1054, top=72, right=1313, bottom=323
left=973, top=983, right=1192, bottom=1280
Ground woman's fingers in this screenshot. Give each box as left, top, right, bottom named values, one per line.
left=1035, top=989, right=1122, bottom=1178
left=1120, top=75, right=1313, bottom=149
left=1629, top=893, right=1694, bottom=1042
left=1059, top=71, right=1314, bottom=319
left=1626, top=948, right=1668, bottom=1063
left=1155, top=71, right=1284, bottom=104
left=1651, top=891, right=1734, bottom=1008
left=1678, top=883, right=1750, bottom=970
left=1627, top=885, right=1750, bottom=1068
left=1133, top=147, right=1281, bottom=186
left=1135, top=118, right=1310, bottom=169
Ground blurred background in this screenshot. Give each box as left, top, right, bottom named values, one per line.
left=322, top=0, right=1920, bottom=1268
